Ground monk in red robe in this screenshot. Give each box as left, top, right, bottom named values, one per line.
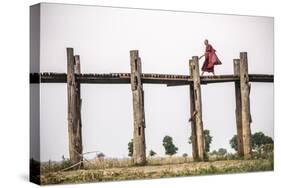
left=199, top=39, right=222, bottom=76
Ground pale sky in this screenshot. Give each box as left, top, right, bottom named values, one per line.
left=32, top=3, right=273, bottom=161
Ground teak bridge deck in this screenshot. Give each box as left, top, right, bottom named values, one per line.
left=30, top=73, right=273, bottom=85
left=30, top=48, right=274, bottom=165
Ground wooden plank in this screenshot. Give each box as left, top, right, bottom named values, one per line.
left=233, top=59, right=244, bottom=157
left=239, top=52, right=252, bottom=159
left=191, top=56, right=205, bottom=161
left=130, top=50, right=146, bottom=165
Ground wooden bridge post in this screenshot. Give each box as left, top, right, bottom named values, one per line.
left=239, top=52, right=252, bottom=159
left=66, top=48, right=83, bottom=165
left=191, top=56, right=205, bottom=161
left=74, top=55, right=83, bottom=164
left=189, top=59, right=199, bottom=161
left=130, top=50, right=146, bottom=165
left=233, top=59, right=244, bottom=157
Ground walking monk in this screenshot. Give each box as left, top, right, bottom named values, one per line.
left=199, top=39, right=222, bottom=76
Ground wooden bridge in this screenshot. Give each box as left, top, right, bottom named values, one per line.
left=30, top=48, right=274, bottom=165
left=30, top=72, right=273, bottom=85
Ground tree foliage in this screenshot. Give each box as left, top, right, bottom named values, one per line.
left=162, top=135, right=178, bottom=156
left=252, top=132, right=273, bottom=150
left=229, top=132, right=273, bottom=151
left=217, top=148, right=227, bottom=156
left=97, top=152, right=105, bottom=158
left=210, top=148, right=227, bottom=156
left=229, top=135, right=238, bottom=151
left=189, top=129, right=213, bottom=153
left=204, top=130, right=212, bottom=153
left=128, top=139, right=133, bottom=157
left=149, top=150, right=157, bottom=157
left=262, top=144, right=274, bottom=153
left=210, top=150, right=218, bottom=155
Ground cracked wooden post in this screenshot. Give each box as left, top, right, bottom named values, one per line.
left=239, top=52, right=252, bottom=159
left=66, top=48, right=82, bottom=165
left=74, top=55, right=83, bottom=165
left=191, top=56, right=205, bottom=161
left=233, top=59, right=244, bottom=157
left=130, top=50, right=146, bottom=165
left=189, top=59, right=199, bottom=161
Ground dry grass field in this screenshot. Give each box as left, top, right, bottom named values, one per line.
left=37, top=155, right=273, bottom=185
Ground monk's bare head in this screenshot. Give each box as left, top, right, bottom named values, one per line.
left=204, top=39, right=209, bottom=46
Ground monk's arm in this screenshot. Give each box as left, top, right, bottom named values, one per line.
left=199, top=54, right=205, bottom=60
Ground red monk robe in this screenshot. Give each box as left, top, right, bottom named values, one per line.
left=201, top=44, right=222, bottom=73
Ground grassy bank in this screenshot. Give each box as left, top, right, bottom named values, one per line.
left=40, top=157, right=273, bottom=185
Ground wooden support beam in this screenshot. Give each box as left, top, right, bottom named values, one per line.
left=74, top=55, right=83, bottom=165
left=66, top=48, right=82, bottom=165
left=191, top=56, right=205, bottom=161
left=130, top=50, right=146, bottom=165
left=239, top=52, right=252, bottom=159
left=233, top=59, right=244, bottom=157
left=189, top=59, right=199, bottom=161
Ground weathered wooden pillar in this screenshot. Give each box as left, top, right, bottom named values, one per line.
left=191, top=56, right=205, bottom=161
left=66, top=48, right=82, bottom=164
left=233, top=59, right=244, bottom=157
left=130, top=50, right=146, bottom=165
left=239, top=52, right=252, bottom=159
left=189, top=59, right=199, bottom=161
left=74, top=55, right=83, bottom=164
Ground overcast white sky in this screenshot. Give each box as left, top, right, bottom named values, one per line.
left=33, top=3, right=273, bottom=161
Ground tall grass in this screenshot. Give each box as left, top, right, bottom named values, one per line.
left=39, top=151, right=274, bottom=185
left=41, top=156, right=193, bottom=173
left=40, top=158, right=273, bottom=185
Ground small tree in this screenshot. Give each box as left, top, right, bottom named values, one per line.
left=230, top=132, right=273, bottom=152
left=128, top=139, right=133, bottom=157
left=217, top=148, right=227, bottom=156
left=189, top=129, right=212, bottom=153
left=229, top=135, right=238, bottom=151
left=252, top=132, right=273, bottom=151
left=182, top=153, right=188, bottom=162
left=149, top=150, right=156, bottom=157
left=210, top=150, right=218, bottom=155
left=97, top=152, right=105, bottom=159
left=262, top=143, right=274, bottom=153
left=204, top=130, right=212, bottom=153
left=162, top=135, right=178, bottom=156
